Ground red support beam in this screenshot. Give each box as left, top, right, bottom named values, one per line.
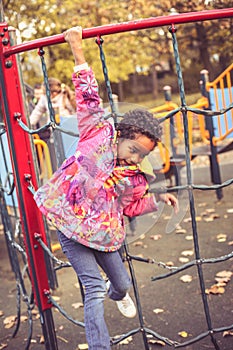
left=3, top=8, right=233, bottom=58
left=0, top=23, right=51, bottom=312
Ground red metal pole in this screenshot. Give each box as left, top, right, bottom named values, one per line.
left=3, top=8, right=233, bottom=57
left=0, top=24, right=51, bottom=312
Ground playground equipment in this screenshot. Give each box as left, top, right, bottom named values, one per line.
left=30, top=61, right=233, bottom=190
left=149, top=63, right=233, bottom=192
left=0, top=6, right=233, bottom=350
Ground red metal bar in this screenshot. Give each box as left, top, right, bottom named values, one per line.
left=3, top=8, right=233, bottom=58
left=0, top=24, right=51, bottom=312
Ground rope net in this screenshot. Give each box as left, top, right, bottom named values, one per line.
left=0, top=9, right=233, bottom=350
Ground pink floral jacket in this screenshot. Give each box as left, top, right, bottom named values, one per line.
left=34, top=68, right=158, bottom=252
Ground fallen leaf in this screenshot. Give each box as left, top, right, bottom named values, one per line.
left=198, top=202, right=207, bottom=207
left=185, top=235, right=193, bottom=241
left=228, top=241, right=233, bottom=246
left=223, top=330, right=233, bottom=337
left=153, top=308, right=164, bottom=314
left=215, top=277, right=231, bottom=284
left=210, top=213, right=220, bottom=219
left=3, top=315, right=17, bottom=325
left=150, top=234, right=162, bottom=240
left=217, top=233, right=227, bottom=242
left=175, top=229, right=187, bottom=234
left=119, top=336, right=133, bottom=345
left=205, top=285, right=225, bottom=295
left=148, top=339, right=165, bottom=346
left=78, top=344, right=88, bottom=350
left=216, top=271, right=232, bottom=279
left=166, top=261, right=174, bottom=267
left=181, top=250, right=193, bottom=257
left=203, top=217, right=214, bottom=222
left=0, top=343, right=7, bottom=350
left=0, top=311, right=4, bottom=317
left=183, top=217, right=191, bottom=223
left=206, top=208, right=215, bottom=213
left=39, top=335, right=45, bottom=344
left=31, top=309, right=39, bottom=315
left=52, top=295, right=60, bottom=301
left=175, top=224, right=182, bottom=230
left=180, top=275, right=192, bottom=283
left=29, top=339, right=37, bottom=343
left=57, top=335, right=69, bottom=343
left=179, top=257, right=189, bottom=263
left=178, top=331, right=189, bottom=338
left=140, top=233, right=146, bottom=239
left=226, top=208, right=233, bottom=213
left=74, top=282, right=81, bottom=289
left=20, top=315, right=28, bottom=322
left=215, top=281, right=227, bottom=287
left=133, top=241, right=144, bottom=247
left=72, top=302, right=83, bottom=309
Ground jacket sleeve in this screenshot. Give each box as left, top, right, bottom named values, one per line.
left=72, top=69, right=104, bottom=140
left=122, top=191, right=158, bottom=217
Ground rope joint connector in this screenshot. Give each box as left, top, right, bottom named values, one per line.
left=38, top=47, right=45, bottom=56
left=169, top=23, right=177, bottom=33
left=13, top=112, right=21, bottom=119
left=95, top=35, right=104, bottom=46
left=34, top=232, right=42, bottom=240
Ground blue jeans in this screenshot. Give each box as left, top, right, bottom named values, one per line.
left=58, top=231, right=132, bottom=350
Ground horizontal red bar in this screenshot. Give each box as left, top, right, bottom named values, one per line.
left=3, top=8, right=233, bottom=58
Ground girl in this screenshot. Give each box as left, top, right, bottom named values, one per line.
left=34, top=26, right=178, bottom=350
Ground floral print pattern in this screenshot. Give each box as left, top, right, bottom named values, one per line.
left=34, top=68, right=158, bottom=251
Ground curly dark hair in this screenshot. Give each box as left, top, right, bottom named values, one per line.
left=116, top=109, right=162, bottom=146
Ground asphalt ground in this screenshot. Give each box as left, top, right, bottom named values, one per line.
left=0, top=151, right=233, bottom=350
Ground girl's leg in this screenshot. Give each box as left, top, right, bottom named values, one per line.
left=94, top=249, right=132, bottom=301
left=58, top=232, right=111, bottom=350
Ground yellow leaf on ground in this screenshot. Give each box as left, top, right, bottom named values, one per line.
left=178, top=331, right=189, bottom=338
left=205, top=284, right=225, bottom=295
left=223, top=330, right=233, bottom=337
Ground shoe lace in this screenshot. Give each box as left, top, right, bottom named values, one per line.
left=120, top=296, right=130, bottom=308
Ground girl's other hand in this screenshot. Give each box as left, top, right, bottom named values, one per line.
left=158, top=193, right=179, bottom=214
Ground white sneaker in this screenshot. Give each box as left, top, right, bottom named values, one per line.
left=116, top=293, right=137, bottom=318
